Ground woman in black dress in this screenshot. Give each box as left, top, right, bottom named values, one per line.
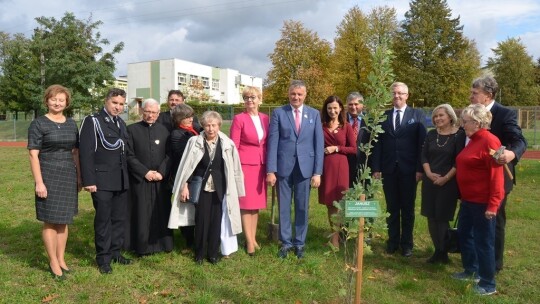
left=421, top=104, right=465, bottom=263
left=28, top=85, right=81, bottom=279
left=169, top=104, right=200, bottom=252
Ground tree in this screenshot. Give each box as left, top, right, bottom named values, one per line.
left=333, top=36, right=394, bottom=302
left=31, top=13, right=124, bottom=112
left=0, top=33, right=41, bottom=116
left=265, top=20, right=332, bottom=105
left=0, top=13, right=124, bottom=116
left=332, top=6, right=372, bottom=99
left=366, top=6, right=398, bottom=54
left=487, top=38, right=539, bottom=106
left=392, top=0, right=480, bottom=108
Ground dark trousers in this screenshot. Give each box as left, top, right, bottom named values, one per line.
left=428, top=218, right=449, bottom=252
left=458, top=201, right=496, bottom=291
left=382, top=171, right=417, bottom=250
left=194, top=190, right=222, bottom=260
left=495, top=194, right=508, bottom=271
left=92, top=190, right=128, bottom=266
left=181, top=225, right=195, bottom=248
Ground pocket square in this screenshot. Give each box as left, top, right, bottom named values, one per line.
left=407, top=118, right=415, bottom=124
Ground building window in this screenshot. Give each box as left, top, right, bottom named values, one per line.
left=212, top=79, right=219, bottom=91
left=190, top=75, right=200, bottom=86
left=202, top=77, right=210, bottom=89
left=178, top=73, right=186, bottom=85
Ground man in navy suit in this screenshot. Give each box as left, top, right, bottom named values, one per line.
left=80, top=88, right=132, bottom=274
left=346, top=92, right=369, bottom=187
left=267, top=80, right=324, bottom=259
left=469, top=76, right=527, bottom=272
left=372, top=82, right=427, bottom=257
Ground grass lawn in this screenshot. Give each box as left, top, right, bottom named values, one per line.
left=1, top=149, right=539, bottom=303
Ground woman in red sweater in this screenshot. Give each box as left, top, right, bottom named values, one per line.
left=453, top=104, right=504, bottom=296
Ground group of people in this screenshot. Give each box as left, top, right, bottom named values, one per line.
left=371, top=78, right=526, bottom=296
left=28, top=76, right=526, bottom=296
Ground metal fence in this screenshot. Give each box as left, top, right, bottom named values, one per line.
left=1, top=105, right=538, bottom=148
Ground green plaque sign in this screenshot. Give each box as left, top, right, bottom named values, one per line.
left=345, top=200, right=381, bottom=218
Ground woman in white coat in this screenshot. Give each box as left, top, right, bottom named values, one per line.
left=168, top=111, right=244, bottom=264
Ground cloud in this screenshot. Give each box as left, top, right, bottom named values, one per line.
left=1, top=0, right=539, bottom=79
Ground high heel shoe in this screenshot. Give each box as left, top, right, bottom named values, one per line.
left=245, top=242, right=255, bottom=257
left=48, top=266, right=66, bottom=281
left=60, top=267, right=72, bottom=274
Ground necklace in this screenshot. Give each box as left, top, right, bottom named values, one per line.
left=46, top=114, right=64, bottom=128
left=436, top=133, right=451, bottom=148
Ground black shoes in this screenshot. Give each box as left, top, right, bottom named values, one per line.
left=402, top=248, right=413, bottom=257
left=208, top=257, right=220, bottom=265
left=386, top=245, right=412, bottom=257
left=48, top=266, right=66, bottom=280
left=278, top=247, right=290, bottom=259
left=98, top=264, right=112, bottom=274
left=112, top=255, right=132, bottom=265
left=386, top=246, right=398, bottom=254
left=295, top=247, right=305, bottom=259
left=278, top=247, right=304, bottom=259
left=427, top=250, right=449, bottom=264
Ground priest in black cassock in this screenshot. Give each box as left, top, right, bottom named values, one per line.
left=125, top=98, right=173, bottom=255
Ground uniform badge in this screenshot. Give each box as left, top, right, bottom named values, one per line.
left=155, top=140, right=160, bottom=145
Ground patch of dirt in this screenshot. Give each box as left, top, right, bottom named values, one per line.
left=0, top=141, right=26, bottom=147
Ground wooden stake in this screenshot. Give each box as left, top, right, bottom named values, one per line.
left=355, top=194, right=366, bottom=304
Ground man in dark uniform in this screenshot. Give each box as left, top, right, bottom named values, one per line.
left=79, top=88, right=132, bottom=274
left=157, top=90, right=201, bottom=132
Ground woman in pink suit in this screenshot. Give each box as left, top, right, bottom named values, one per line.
left=319, top=95, right=357, bottom=249
left=230, top=86, right=269, bottom=256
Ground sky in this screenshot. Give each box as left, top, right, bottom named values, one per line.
left=1, top=0, right=539, bottom=79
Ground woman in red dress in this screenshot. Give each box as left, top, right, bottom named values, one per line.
left=318, top=96, right=357, bottom=248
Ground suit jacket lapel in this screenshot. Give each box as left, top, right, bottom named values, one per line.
left=299, top=107, right=309, bottom=136
left=402, top=107, right=413, bottom=127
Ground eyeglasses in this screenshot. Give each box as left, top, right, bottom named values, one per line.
left=243, top=95, right=257, bottom=101
left=143, top=110, right=159, bottom=115
left=392, top=92, right=408, bottom=96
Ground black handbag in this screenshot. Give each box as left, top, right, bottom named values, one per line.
left=445, top=216, right=460, bottom=253
left=187, top=175, right=204, bottom=204
left=186, top=151, right=213, bottom=204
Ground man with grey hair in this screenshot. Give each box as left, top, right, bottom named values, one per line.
left=125, top=98, right=173, bottom=256
left=372, top=82, right=427, bottom=257
left=346, top=92, right=368, bottom=187
left=267, top=80, right=324, bottom=259
left=469, top=76, right=527, bottom=273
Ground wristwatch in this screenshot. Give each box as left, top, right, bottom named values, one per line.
left=336, top=146, right=339, bottom=153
